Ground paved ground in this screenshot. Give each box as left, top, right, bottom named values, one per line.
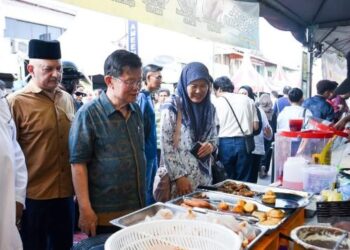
left=257, top=169, right=273, bottom=186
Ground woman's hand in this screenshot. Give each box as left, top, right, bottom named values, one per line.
left=197, top=142, right=214, bottom=158
left=175, top=176, right=192, bottom=196
left=263, top=126, right=272, bottom=138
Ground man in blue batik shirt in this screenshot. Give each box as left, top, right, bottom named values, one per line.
left=137, top=64, right=163, bottom=205
left=303, top=80, right=338, bottom=122
left=69, top=50, right=146, bottom=236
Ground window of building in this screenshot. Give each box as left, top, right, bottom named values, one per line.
left=4, top=17, right=65, bottom=40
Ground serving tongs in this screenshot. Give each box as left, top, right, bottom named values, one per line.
left=191, top=206, right=259, bottom=224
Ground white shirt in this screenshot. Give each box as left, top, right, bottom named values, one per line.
left=277, top=105, right=313, bottom=131
left=0, top=91, right=27, bottom=205
left=213, top=93, right=258, bottom=137
left=253, top=107, right=273, bottom=155
left=0, top=92, right=24, bottom=250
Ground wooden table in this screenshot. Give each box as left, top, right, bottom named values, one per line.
left=251, top=207, right=305, bottom=250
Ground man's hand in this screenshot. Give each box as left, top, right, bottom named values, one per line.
left=197, top=142, right=214, bottom=159
left=15, top=202, right=23, bottom=230
left=175, top=176, right=192, bottom=196
left=79, top=206, right=98, bottom=237
left=334, top=115, right=350, bottom=131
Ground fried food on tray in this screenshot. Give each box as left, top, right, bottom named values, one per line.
left=231, top=205, right=244, bottom=214
left=252, top=211, right=267, bottom=222
left=217, top=181, right=255, bottom=197
left=243, top=202, right=257, bottom=213
left=237, top=199, right=246, bottom=207
left=183, top=198, right=212, bottom=209
left=262, top=190, right=276, bottom=204
left=267, top=208, right=285, bottom=219
left=257, top=209, right=285, bottom=226
left=265, top=190, right=275, bottom=196
left=217, top=201, right=229, bottom=211
left=259, top=218, right=281, bottom=226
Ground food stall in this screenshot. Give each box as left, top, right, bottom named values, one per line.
left=107, top=180, right=311, bottom=250
left=103, top=128, right=350, bottom=250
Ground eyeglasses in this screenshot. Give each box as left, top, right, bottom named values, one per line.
left=111, top=76, right=142, bottom=88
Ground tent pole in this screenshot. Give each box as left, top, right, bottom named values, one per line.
left=307, top=51, right=313, bottom=98
left=306, top=26, right=315, bottom=98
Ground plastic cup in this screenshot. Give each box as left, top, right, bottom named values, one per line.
left=289, top=119, right=303, bottom=131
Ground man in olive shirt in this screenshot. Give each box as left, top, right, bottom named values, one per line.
left=8, top=39, right=75, bottom=250
left=69, top=50, right=146, bottom=236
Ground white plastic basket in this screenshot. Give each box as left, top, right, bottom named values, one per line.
left=105, top=219, right=242, bottom=250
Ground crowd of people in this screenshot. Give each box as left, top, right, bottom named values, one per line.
left=2, top=39, right=350, bottom=250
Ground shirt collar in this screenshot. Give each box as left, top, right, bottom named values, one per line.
left=24, top=81, right=63, bottom=96
left=99, top=90, right=136, bottom=117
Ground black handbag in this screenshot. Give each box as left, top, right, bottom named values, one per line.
left=211, top=156, right=228, bottom=184
left=244, top=134, right=255, bottom=154
left=221, top=96, right=255, bottom=154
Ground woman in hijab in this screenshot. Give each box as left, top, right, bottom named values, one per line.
left=160, top=62, right=217, bottom=197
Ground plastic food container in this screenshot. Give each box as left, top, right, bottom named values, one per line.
left=274, top=130, right=334, bottom=182
left=302, top=165, right=337, bottom=194
left=282, top=157, right=308, bottom=190
left=105, top=219, right=242, bottom=250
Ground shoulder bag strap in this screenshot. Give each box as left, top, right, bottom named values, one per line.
left=302, top=108, right=307, bottom=129
left=221, top=96, right=246, bottom=136
left=302, top=108, right=307, bottom=118
left=173, top=97, right=182, bottom=149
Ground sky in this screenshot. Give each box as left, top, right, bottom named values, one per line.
left=259, top=18, right=304, bottom=69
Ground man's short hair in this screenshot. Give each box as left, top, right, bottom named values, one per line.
left=158, top=88, right=170, bottom=96
left=213, top=76, right=234, bottom=93
left=288, top=88, right=303, bottom=103
left=316, top=80, right=338, bottom=95
left=142, top=64, right=163, bottom=82
left=283, top=86, right=292, bottom=95
left=104, top=50, right=142, bottom=77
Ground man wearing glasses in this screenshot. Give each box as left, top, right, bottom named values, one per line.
left=7, top=39, right=75, bottom=250
left=137, top=64, right=163, bottom=205
left=69, top=50, right=146, bottom=236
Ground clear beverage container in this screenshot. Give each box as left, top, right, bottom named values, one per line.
left=274, top=130, right=334, bottom=182
left=282, top=156, right=308, bottom=190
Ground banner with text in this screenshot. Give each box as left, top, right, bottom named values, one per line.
left=57, top=0, right=259, bottom=50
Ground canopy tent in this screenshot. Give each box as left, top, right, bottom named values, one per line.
left=240, top=0, right=350, bottom=95
left=269, top=64, right=300, bottom=91
left=256, top=0, right=350, bottom=56
left=232, top=53, right=269, bottom=92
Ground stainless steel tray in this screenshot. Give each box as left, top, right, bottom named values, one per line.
left=111, top=201, right=266, bottom=250
left=167, top=190, right=289, bottom=230
left=212, top=179, right=311, bottom=209
left=214, top=179, right=311, bottom=198
left=109, top=202, right=187, bottom=228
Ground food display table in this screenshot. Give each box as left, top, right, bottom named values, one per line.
left=111, top=179, right=311, bottom=250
